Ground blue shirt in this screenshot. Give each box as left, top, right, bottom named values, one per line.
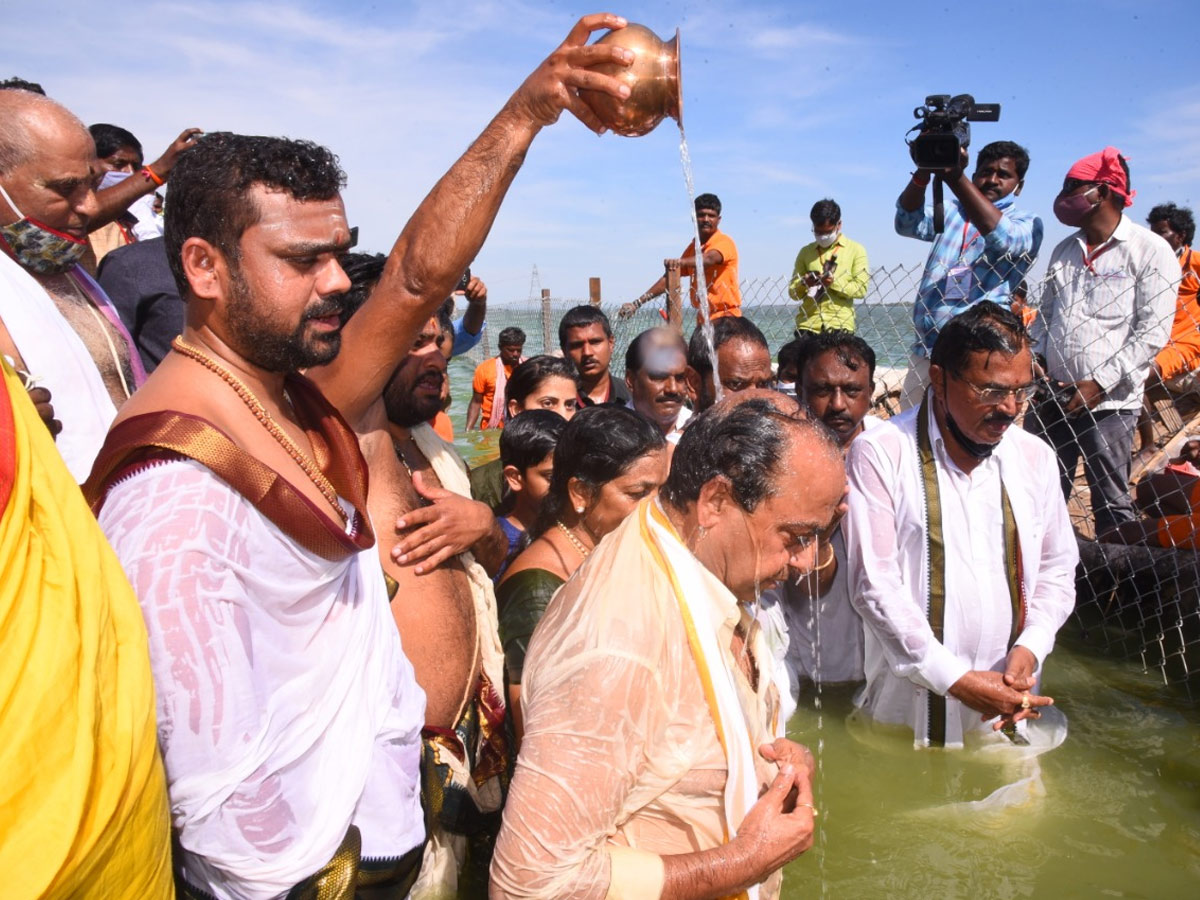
left=450, top=316, right=484, bottom=358
left=896, top=194, right=1042, bottom=357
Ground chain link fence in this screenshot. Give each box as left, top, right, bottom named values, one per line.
left=462, top=259, right=1200, bottom=699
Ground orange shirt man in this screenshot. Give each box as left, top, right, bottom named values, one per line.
left=624, top=192, right=743, bottom=326
left=1148, top=203, right=1200, bottom=380
left=467, top=326, right=525, bottom=429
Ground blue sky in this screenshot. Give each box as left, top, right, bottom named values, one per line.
left=9, top=0, right=1198, bottom=304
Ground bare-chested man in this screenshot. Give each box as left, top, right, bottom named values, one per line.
left=328, top=252, right=511, bottom=892
left=84, top=13, right=635, bottom=899
left=0, top=90, right=196, bottom=479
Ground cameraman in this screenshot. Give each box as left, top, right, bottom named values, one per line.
left=895, top=141, right=1042, bottom=409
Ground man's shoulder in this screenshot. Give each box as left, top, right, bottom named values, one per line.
left=1122, top=218, right=1183, bottom=268
left=997, top=200, right=1039, bottom=223
left=473, top=357, right=497, bottom=377
left=610, top=376, right=632, bottom=403
left=848, top=409, right=914, bottom=464
left=710, top=230, right=737, bottom=253
left=840, top=235, right=867, bottom=254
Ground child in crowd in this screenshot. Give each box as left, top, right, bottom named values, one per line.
left=494, top=410, right=567, bottom=580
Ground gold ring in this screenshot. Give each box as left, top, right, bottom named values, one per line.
left=797, top=803, right=819, bottom=817
left=1020, top=692, right=1032, bottom=710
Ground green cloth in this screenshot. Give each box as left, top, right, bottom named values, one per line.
left=495, top=568, right=565, bottom=684
left=787, top=233, right=870, bottom=332
left=469, top=457, right=506, bottom=513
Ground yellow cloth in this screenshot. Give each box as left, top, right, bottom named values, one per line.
left=0, top=359, right=172, bottom=899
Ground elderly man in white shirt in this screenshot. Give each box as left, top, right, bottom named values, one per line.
left=845, top=302, right=1077, bottom=748
left=1027, top=147, right=1180, bottom=536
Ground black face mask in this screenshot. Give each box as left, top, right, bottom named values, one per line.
left=944, top=408, right=999, bottom=459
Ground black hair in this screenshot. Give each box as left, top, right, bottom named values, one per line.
left=797, top=329, right=877, bottom=382
left=977, top=141, right=1030, bottom=180
left=498, top=326, right=526, bottom=348
left=531, top=405, right=665, bottom=539
left=1147, top=202, right=1195, bottom=246
left=929, top=300, right=1028, bottom=377
left=0, top=77, right=45, bottom=94
left=695, top=192, right=721, bottom=215
left=89, top=123, right=143, bottom=164
left=777, top=337, right=809, bottom=377
left=687, top=316, right=769, bottom=377
left=505, top=355, right=579, bottom=410
left=624, top=327, right=687, bottom=374
left=164, top=132, right=347, bottom=298
left=558, top=304, right=613, bottom=348
left=337, top=251, right=386, bottom=320
left=500, top=408, right=567, bottom=472
left=436, top=298, right=455, bottom=345
left=662, top=398, right=837, bottom=511
left=810, top=198, right=841, bottom=225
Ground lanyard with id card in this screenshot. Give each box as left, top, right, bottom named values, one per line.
left=944, top=221, right=978, bottom=301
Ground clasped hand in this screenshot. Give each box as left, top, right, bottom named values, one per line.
left=948, top=646, right=1053, bottom=730
left=391, top=470, right=495, bottom=574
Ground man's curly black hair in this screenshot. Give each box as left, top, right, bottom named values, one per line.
left=164, top=132, right=347, bottom=296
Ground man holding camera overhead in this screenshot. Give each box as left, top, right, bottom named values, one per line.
left=895, top=134, right=1043, bottom=410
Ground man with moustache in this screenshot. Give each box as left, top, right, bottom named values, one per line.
left=558, top=304, right=630, bottom=407
left=84, top=14, right=637, bottom=898
left=844, top=302, right=1077, bottom=748
left=370, top=308, right=513, bottom=896
left=624, top=326, right=692, bottom=444
left=687, top=315, right=774, bottom=412
left=759, top=330, right=880, bottom=709
left=895, top=141, right=1043, bottom=409
left=623, top=192, right=742, bottom=326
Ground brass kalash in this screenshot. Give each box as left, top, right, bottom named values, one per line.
left=578, top=23, right=682, bottom=136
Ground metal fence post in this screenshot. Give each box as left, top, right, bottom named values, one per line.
left=665, top=264, right=682, bottom=332
left=540, top=288, right=552, bottom=355
left=589, top=277, right=602, bottom=306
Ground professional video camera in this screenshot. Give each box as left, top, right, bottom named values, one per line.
left=908, top=94, right=1000, bottom=170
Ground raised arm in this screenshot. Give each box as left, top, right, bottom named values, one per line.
left=315, top=13, right=634, bottom=425
left=89, top=128, right=202, bottom=230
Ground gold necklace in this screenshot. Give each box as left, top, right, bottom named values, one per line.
left=555, top=520, right=591, bottom=558
left=171, top=337, right=347, bottom=522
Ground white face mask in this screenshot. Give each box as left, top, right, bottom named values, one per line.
left=813, top=229, right=839, bottom=249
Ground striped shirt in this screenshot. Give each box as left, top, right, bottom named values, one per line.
left=1031, top=215, right=1181, bottom=413
left=896, top=194, right=1042, bottom=357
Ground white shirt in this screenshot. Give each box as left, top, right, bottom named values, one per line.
left=757, top=417, right=882, bottom=724
left=843, top=404, right=1077, bottom=747
left=100, top=459, right=426, bottom=900
left=1032, top=214, right=1181, bottom=412
left=0, top=252, right=117, bottom=481
left=626, top=398, right=692, bottom=444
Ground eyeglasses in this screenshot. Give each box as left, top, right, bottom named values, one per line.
left=950, top=372, right=1036, bottom=406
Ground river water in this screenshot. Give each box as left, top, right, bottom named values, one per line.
left=780, top=649, right=1200, bottom=898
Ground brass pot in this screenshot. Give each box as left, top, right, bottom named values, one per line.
left=579, top=24, right=682, bottom=137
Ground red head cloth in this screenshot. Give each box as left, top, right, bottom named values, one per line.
left=1066, top=146, right=1135, bottom=207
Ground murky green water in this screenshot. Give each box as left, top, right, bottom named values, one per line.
left=780, top=649, right=1200, bottom=898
